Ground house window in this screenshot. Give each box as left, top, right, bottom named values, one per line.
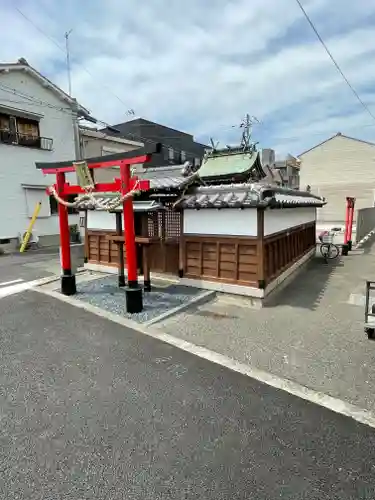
left=0, top=111, right=52, bottom=150
left=24, top=188, right=50, bottom=218
left=49, top=196, right=58, bottom=215
left=180, top=150, right=186, bottom=162
left=49, top=195, right=78, bottom=215
left=168, top=148, right=174, bottom=161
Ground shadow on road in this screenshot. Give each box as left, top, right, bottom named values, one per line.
left=265, top=255, right=344, bottom=311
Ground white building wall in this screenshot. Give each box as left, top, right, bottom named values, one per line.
left=88, top=206, right=317, bottom=238
left=87, top=211, right=117, bottom=231
left=299, top=135, right=375, bottom=224
left=0, top=70, right=78, bottom=241
left=263, top=207, right=316, bottom=236
left=183, top=209, right=258, bottom=236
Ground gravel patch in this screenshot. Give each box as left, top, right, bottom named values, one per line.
left=72, top=275, right=205, bottom=323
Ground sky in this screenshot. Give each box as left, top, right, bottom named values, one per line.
left=1, top=0, right=375, bottom=157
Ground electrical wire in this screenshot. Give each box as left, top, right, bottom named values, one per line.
left=294, top=0, right=375, bottom=122
left=10, top=7, right=208, bottom=158
left=0, top=79, right=204, bottom=156
left=13, top=6, right=135, bottom=113
left=0, top=84, right=73, bottom=115
left=3, top=81, right=375, bottom=151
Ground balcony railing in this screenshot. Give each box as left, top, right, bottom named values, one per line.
left=0, top=129, right=53, bottom=151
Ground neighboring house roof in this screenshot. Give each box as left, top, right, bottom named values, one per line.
left=261, top=164, right=275, bottom=184
left=272, top=168, right=285, bottom=184
left=298, top=132, right=375, bottom=157
left=80, top=126, right=143, bottom=147
left=0, top=58, right=91, bottom=119
left=198, top=148, right=266, bottom=183
left=174, top=183, right=325, bottom=210
left=101, top=118, right=208, bottom=151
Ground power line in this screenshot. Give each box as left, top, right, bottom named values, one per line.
left=13, top=6, right=136, bottom=114
left=3, top=80, right=375, bottom=150
left=0, top=81, right=205, bottom=157
left=0, top=84, right=75, bottom=117
left=294, top=0, right=375, bottom=122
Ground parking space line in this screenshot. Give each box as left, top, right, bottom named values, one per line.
left=0, top=278, right=24, bottom=287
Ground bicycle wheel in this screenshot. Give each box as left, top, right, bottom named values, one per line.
left=320, top=243, right=339, bottom=259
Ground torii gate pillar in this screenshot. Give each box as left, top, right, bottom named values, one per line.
left=56, top=171, right=76, bottom=296
left=36, top=144, right=161, bottom=312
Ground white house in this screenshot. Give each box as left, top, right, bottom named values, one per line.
left=0, top=58, right=90, bottom=249
left=299, top=133, right=375, bottom=231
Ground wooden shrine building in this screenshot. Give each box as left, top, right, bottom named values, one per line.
left=83, top=144, right=325, bottom=303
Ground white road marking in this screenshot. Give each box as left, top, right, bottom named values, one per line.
left=35, top=285, right=375, bottom=429
left=0, top=278, right=24, bottom=287
left=0, top=277, right=56, bottom=299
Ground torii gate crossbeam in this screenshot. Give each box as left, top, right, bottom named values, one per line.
left=35, top=143, right=162, bottom=313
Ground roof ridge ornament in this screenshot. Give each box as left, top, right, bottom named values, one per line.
left=239, top=113, right=259, bottom=152
left=202, top=113, right=260, bottom=163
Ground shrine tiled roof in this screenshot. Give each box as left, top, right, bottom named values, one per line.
left=197, top=148, right=266, bottom=182
left=173, top=183, right=325, bottom=209
left=132, top=164, right=198, bottom=191
left=78, top=198, right=163, bottom=212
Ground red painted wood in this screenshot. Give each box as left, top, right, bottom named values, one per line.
left=121, top=163, right=138, bottom=284
left=50, top=178, right=150, bottom=196
left=41, top=154, right=152, bottom=174
left=56, top=172, right=72, bottom=272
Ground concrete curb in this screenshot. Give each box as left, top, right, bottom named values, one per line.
left=34, top=286, right=159, bottom=332
left=35, top=285, right=215, bottom=329
left=143, top=290, right=215, bottom=326
left=35, top=267, right=87, bottom=285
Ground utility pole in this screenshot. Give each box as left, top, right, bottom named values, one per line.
left=72, top=99, right=82, bottom=160
left=65, top=29, right=73, bottom=96
left=64, top=30, right=81, bottom=160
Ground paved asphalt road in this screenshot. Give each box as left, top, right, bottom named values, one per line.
left=0, top=249, right=59, bottom=283
left=1, top=291, right=375, bottom=498
left=0, top=245, right=83, bottom=284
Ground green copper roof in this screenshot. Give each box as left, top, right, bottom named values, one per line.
left=198, top=151, right=260, bottom=178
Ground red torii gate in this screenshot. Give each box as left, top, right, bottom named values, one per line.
left=35, top=143, right=161, bottom=313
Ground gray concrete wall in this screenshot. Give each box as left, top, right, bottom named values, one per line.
left=357, top=207, right=375, bottom=242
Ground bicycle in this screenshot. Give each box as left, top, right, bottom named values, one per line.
left=319, top=230, right=340, bottom=260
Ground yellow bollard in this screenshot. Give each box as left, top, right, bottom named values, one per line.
left=20, top=201, right=42, bottom=253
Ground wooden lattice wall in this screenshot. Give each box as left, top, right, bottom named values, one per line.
left=146, top=208, right=182, bottom=274
left=263, top=222, right=315, bottom=284
left=86, top=208, right=183, bottom=275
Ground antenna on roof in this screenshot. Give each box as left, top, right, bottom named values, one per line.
left=209, top=137, right=219, bottom=150
left=239, top=113, right=259, bottom=150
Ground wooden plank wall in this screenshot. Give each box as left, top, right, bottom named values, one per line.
left=87, top=230, right=121, bottom=267
left=263, top=222, right=316, bottom=284
left=148, top=242, right=179, bottom=274
left=87, top=217, right=316, bottom=289
left=183, top=235, right=259, bottom=286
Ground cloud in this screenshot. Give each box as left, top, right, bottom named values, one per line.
left=1, top=0, right=375, bottom=156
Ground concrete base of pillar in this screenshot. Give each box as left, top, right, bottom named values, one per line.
left=61, top=274, right=76, bottom=296
left=125, top=286, right=143, bottom=313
